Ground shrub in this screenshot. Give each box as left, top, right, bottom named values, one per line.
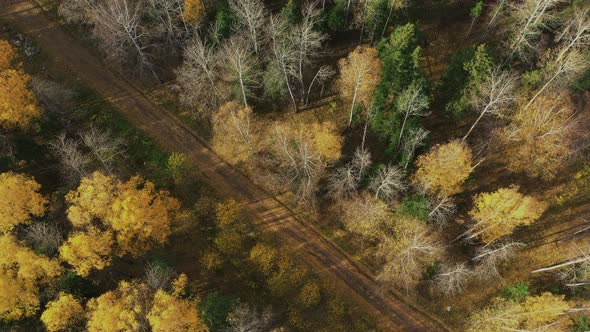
left=499, top=282, right=529, bottom=302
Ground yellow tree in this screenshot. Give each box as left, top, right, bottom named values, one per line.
left=466, top=186, right=547, bottom=244
left=86, top=281, right=151, bottom=332
left=304, top=121, right=343, bottom=163
left=497, top=94, right=578, bottom=179
left=0, top=234, right=62, bottom=321
left=466, top=293, right=569, bottom=332
left=0, top=39, right=17, bottom=69
left=59, top=228, right=114, bottom=277
left=0, top=68, right=41, bottom=129
left=147, top=275, right=208, bottom=332
left=65, top=171, right=117, bottom=228
left=0, top=172, right=47, bottom=232
left=108, top=176, right=181, bottom=256
left=412, top=139, right=473, bottom=196
left=41, top=293, right=85, bottom=332
left=183, top=0, right=205, bottom=25
left=337, top=46, right=382, bottom=126
left=212, top=101, right=256, bottom=164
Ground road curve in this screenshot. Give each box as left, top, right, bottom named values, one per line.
left=0, top=1, right=449, bottom=331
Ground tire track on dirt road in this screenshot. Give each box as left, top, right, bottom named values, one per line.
left=0, top=1, right=449, bottom=330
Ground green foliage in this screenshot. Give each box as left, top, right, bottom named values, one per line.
left=522, top=70, right=542, bottom=91
left=443, top=44, right=494, bottom=117
left=263, top=62, right=287, bottom=101
left=364, top=0, right=390, bottom=40
left=422, top=261, right=441, bottom=280
left=371, top=23, right=428, bottom=149
left=397, top=194, right=430, bottom=221
left=282, top=0, right=301, bottom=25
left=212, top=0, right=234, bottom=44
left=57, top=271, right=98, bottom=299
left=470, top=0, right=484, bottom=18
left=500, top=282, right=529, bottom=302
left=570, top=314, right=590, bottom=332
left=199, top=292, right=239, bottom=332
left=571, top=68, right=590, bottom=94
left=166, top=152, right=188, bottom=181
left=326, top=0, right=347, bottom=32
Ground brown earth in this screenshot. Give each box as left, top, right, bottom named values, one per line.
left=0, top=1, right=450, bottom=331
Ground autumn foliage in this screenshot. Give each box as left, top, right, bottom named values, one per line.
left=41, top=293, right=85, bottom=332
left=0, top=172, right=47, bottom=232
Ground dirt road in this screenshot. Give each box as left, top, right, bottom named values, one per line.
left=0, top=1, right=449, bottom=331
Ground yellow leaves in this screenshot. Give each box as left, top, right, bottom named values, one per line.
left=41, top=293, right=84, bottom=332
left=0, top=40, right=17, bottom=70
left=109, top=176, right=181, bottom=256
left=86, top=281, right=149, bottom=332
left=59, top=228, right=114, bottom=277
left=183, top=0, right=205, bottom=25
left=337, top=46, right=382, bottom=110
left=0, top=172, right=47, bottom=233
left=215, top=198, right=242, bottom=229
left=412, top=139, right=473, bottom=196
left=66, top=171, right=116, bottom=227
left=212, top=101, right=255, bottom=165
left=249, top=243, right=277, bottom=275
left=147, top=290, right=207, bottom=332
left=0, top=234, right=61, bottom=321
left=171, top=273, right=188, bottom=297
left=297, top=281, right=321, bottom=308
left=305, top=121, right=343, bottom=163
left=63, top=171, right=181, bottom=269
left=498, top=94, right=577, bottom=179
left=469, top=186, right=547, bottom=244
left=0, top=39, right=38, bottom=130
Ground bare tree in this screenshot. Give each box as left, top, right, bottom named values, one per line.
left=369, top=164, right=406, bottom=203
left=305, top=65, right=335, bottom=105
left=145, top=262, right=176, bottom=290
left=381, top=0, right=409, bottom=39
left=526, top=49, right=589, bottom=109
left=80, top=125, right=125, bottom=173
left=327, top=147, right=372, bottom=200
left=176, top=36, right=224, bottom=116
left=397, top=82, right=430, bottom=148
left=222, top=36, right=259, bottom=108
left=145, top=0, right=190, bottom=45
left=272, top=126, right=324, bottom=205
left=24, top=222, right=62, bottom=256
left=351, top=147, right=372, bottom=179
left=30, top=77, right=75, bottom=115
left=508, top=0, right=563, bottom=60
left=473, top=240, right=524, bottom=280
left=486, top=0, right=507, bottom=29
left=463, top=68, right=518, bottom=141
left=267, top=14, right=298, bottom=109
left=229, top=0, right=266, bottom=54
left=433, top=263, right=473, bottom=296
left=89, top=0, right=156, bottom=76
left=49, top=133, right=92, bottom=185
left=0, top=133, right=15, bottom=160
left=533, top=246, right=590, bottom=274
left=58, top=0, right=95, bottom=24
left=294, top=2, right=327, bottom=104
left=554, top=7, right=590, bottom=64
left=225, top=303, right=273, bottom=332
left=401, top=127, right=429, bottom=169
left=427, top=195, right=456, bottom=229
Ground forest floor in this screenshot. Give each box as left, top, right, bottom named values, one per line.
left=0, top=0, right=450, bottom=331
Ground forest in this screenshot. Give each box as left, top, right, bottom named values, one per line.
left=0, top=0, right=589, bottom=331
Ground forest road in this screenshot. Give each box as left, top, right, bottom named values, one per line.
left=1, top=1, right=449, bottom=331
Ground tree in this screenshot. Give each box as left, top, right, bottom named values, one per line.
left=65, top=171, right=117, bottom=228
left=340, top=194, right=391, bottom=242
left=376, top=215, right=441, bottom=291
left=226, top=303, right=273, bottom=332
left=396, top=82, right=430, bottom=147
left=0, top=234, right=62, bottom=321
left=184, top=0, right=205, bottom=25
left=554, top=7, right=590, bottom=64
left=327, top=147, right=372, bottom=200
left=433, top=263, right=473, bottom=296
left=0, top=172, right=47, bottom=232
left=498, top=94, right=579, bottom=179
left=463, top=186, right=547, bottom=244
left=369, top=164, right=406, bottom=203
left=229, top=0, right=266, bottom=54
left=148, top=289, right=207, bottom=332
left=222, top=36, right=259, bottom=107
left=267, top=13, right=298, bottom=108
left=177, top=36, right=224, bottom=116
left=144, top=262, right=175, bottom=291
left=108, top=175, right=181, bottom=256
left=426, top=195, right=456, bottom=229
left=412, top=140, right=473, bottom=196
left=401, top=127, right=429, bottom=169
left=49, top=133, right=93, bottom=185
left=212, top=101, right=255, bottom=164
left=337, top=46, right=381, bottom=126
left=297, top=281, right=321, bottom=308
left=466, top=293, right=569, bottom=332
left=24, top=221, right=62, bottom=256
left=41, top=293, right=85, bottom=332
left=86, top=280, right=151, bottom=332
left=0, top=39, right=16, bottom=69
left=58, top=0, right=94, bottom=24
left=0, top=68, right=42, bottom=129
left=508, top=0, right=563, bottom=60
left=80, top=125, right=125, bottom=173
left=473, top=240, right=524, bottom=280
left=59, top=228, right=114, bottom=277
left=462, top=68, right=518, bottom=141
